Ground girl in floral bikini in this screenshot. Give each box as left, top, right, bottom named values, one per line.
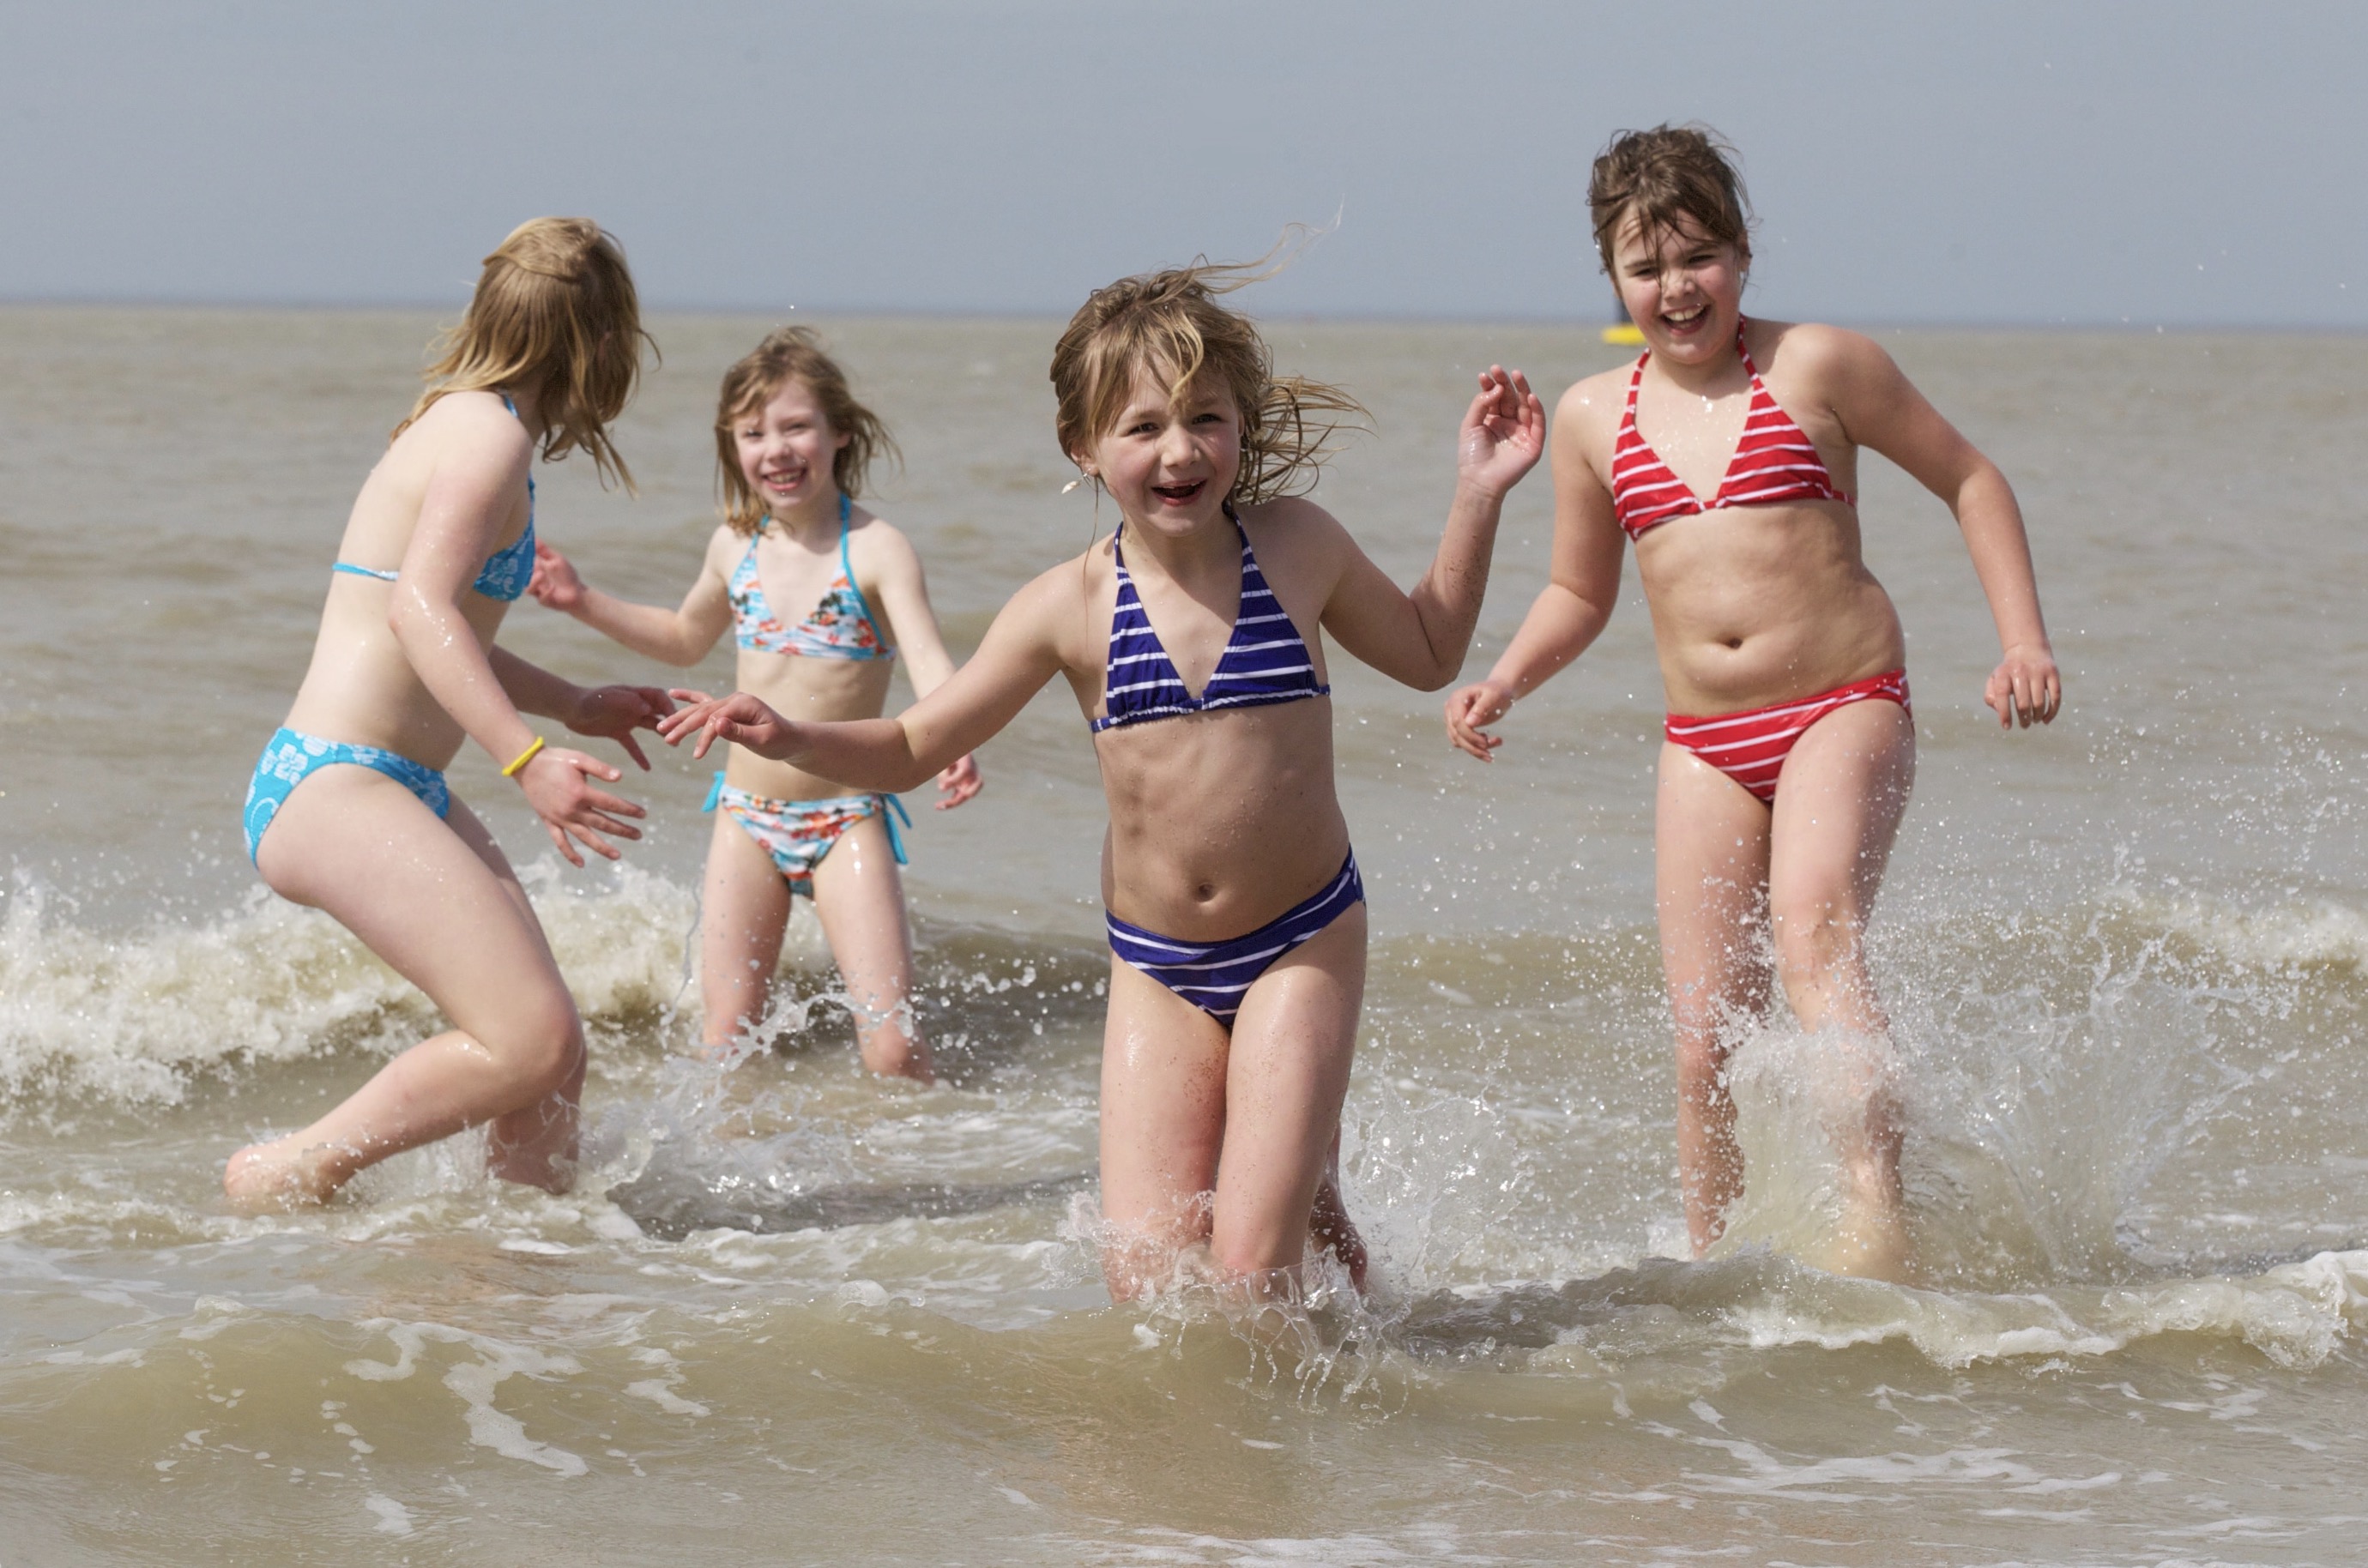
left=1446, top=126, right=2062, bottom=1280
left=530, top=329, right=980, bottom=1080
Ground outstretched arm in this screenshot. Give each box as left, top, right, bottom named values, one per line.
left=1827, top=331, right=2061, bottom=728
left=658, top=564, right=1076, bottom=793
left=863, top=528, right=984, bottom=808
left=1445, top=393, right=1627, bottom=761
left=1320, top=366, right=1546, bottom=690
left=529, top=534, right=734, bottom=667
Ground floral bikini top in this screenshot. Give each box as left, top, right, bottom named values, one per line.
left=728, top=493, right=893, bottom=661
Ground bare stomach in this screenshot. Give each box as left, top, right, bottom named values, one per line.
left=722, top=652, right=899, bottom=800
left=1635, top=504, right=1908, bottom=715
left=1093, top=701, right=1350, bottom=941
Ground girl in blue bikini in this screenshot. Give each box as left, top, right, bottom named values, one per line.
left=529, top=328, right=982, bottom=1080
left=660, top=263, right=1543, bottom=1296
left=228, top=218, right=674, bottom=1211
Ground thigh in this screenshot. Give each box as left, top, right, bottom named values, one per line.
left=257, top=769, right=571, bottom=1045
left=1097, top=953, right=1234, bottom=1242
left=807, top=812, right=915, bottom=1011
left=1210, top=902, right=1367, bottom=1269
left=1767, top=698, right=1916, bottom=920
left=1655, top=744, right=1775, bottom=1026
left=699, top=809, right=794, bottom=1040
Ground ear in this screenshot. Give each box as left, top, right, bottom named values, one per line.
left=833, top=427, right=853, bottom=451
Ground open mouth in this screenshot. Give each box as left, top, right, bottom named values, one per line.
left=1150, top=479, right=1206, bottom=505
left=1662, top=305, right=1708, bottom=331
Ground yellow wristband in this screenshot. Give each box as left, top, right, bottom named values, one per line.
left=500, top=736, right=547, bottom=778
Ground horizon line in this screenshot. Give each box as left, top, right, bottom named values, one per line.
left=0, top=294, right=2356, bottom=336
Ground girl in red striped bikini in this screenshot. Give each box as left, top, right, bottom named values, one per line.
left=1444, top=125, right=2061, bottom=1280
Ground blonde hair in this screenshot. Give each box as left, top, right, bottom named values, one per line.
left=1049, top=255, right=1363, bottom=506
left=394, top=217, right=653, bottom=489
left=713, top=327, right=897, bottom=536
left=1588, top=124, right=1755, bottom=275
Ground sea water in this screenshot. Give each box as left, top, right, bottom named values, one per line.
left=1, top=309, right=2363, bottom=1564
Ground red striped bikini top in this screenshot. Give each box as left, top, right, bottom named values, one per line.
left=1610, top=319, right=1852, bottom=540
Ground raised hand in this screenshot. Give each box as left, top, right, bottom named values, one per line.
left=514, top=745, right=646, bottom=866
left=657, top=689, right=801, bottom=762
left=566, top=684, right=676, bottom=769
left=1984, top=642, right=2063, bottom=730
left=933, top=753, right=983, bottom=810
left=529, top=540, right=586, bottom=611
left=1458, top=366, right=1547, bottom=498
left=1443, top=678, right=1516, bottom=762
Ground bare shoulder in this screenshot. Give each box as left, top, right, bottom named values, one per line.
left=410, top=388, right=535, bottom=468
left=1237, top=493, right=1350, bottom=560
left=844, top=509, right=921, bottom=573
left=1556, top=366, right=1629, bottom=433
left=1758, top=320, right=1898, bottom=389
left=703, top=523, right=748, bottom=574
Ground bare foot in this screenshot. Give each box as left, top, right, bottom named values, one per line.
left=1309, top=1173, right=1368, bottom=1293
left=222, top=1135, right=341, bottom=1215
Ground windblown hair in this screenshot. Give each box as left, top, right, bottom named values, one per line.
left=1049, top=253, right=1365, bottom=506
left=1588, top=124, right=1755, bottom=274
left=394, top=218, right=652, bottom=489
left=713, top=327, right=897, bottom=536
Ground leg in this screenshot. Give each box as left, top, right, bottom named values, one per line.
left=1208, top=904, right=1368, bottom=1292
left=698, top=809, right=794, bottom=1055
left=1096, top=956, right=1233, bottom=1300
left=1767, top=699, right=1916, bottom=1279
left=807, top=811, right=933, bottom=1083
left=229, top=772, right=584, bottom=1209
left=1655, top=744, right=1775, bottom=1255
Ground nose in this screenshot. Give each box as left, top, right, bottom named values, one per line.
left=1156, top=418, right=1198, bottom=468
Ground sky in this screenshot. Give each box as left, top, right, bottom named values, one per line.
left=3, top=0, right=2361, bottom=326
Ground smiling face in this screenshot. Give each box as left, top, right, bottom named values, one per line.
left=1610, top=211, right=1749, bottom=366
left=1077, top=362, right=1243, bottom=538
left=733, top=377, right=850, bottom=516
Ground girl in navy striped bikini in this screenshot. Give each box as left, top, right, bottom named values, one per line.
left=660, top=261, right=1543, bottom=1300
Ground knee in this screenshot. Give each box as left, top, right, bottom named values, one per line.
left=495, top=999, right=583, bottom=1102
left=1769, top=890, right=1865, bottom=980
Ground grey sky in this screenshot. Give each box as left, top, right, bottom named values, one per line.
left=3, top=1, right=2359, bottom=325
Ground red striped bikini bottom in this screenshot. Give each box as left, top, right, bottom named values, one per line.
left=1664, top=670, right=1912, bottom=804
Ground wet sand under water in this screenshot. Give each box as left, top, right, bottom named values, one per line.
left=3, top=309, right=2366, bottom=1563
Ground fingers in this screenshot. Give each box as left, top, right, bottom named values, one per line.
left=667, top=688, right=716, bottom=709
left=546, top=817, right=585, bottom=870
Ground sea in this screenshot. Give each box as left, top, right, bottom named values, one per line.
left=2, top=307, right=2363, bottom=1565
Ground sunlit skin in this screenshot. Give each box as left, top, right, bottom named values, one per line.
left=1443, top=213, right=2063, bottom=1282
left=224, top=383, right=675, bottom=1213
left=659, top=361, right=1545, bottom=1299
left=528, top=375, right=980, bottom=1080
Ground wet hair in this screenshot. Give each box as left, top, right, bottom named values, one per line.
left=1588, top=124, right=1755, bottom=275
left=713, top=326, right=898, bottom=536
left=395, top=217, right=653, bottom=489
left=1049, top=252, right=1364, bottom=505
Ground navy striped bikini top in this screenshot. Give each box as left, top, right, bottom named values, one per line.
left=1092, top=515, right=1329, bottom=733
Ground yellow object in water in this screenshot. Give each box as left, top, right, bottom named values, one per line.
left=1601, top=323, right=1646, bottom=347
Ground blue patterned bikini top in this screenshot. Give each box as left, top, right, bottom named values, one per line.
left=1092, top=512, right=1328, bottom=733
left=728, top=493, right=893, bottom=661
left=331, top=393, right=537, bottom=601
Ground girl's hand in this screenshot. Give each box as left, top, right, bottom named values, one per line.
left=1985, top=643, right=2063, bottom=729
left=566, top=684, right=676, bottom=769
left=1458, top=366, right=1548, bottom=498
left=515, top=746, right=646, bottom=866
left=1444, top=679, right=1516, bottom=762
left=933, top=753, right=982, bottom=810
left=658, top=689, right=800, bottom=762
left=529, top=541, right=586, bottom=611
